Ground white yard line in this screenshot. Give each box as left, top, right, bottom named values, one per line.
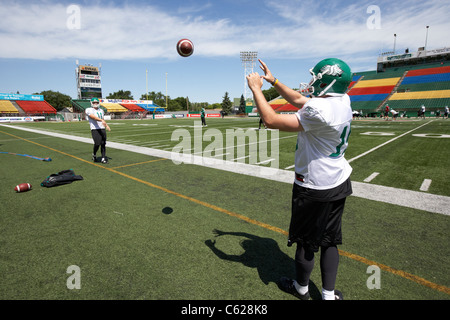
left=2, top=123, right=449, bottom=216
left=255, top=159, right=275, bottom=165
left=420, top=179, right=432, bottom=192
left=347, top=120, right=433, bottom=163
left=364, top=172, right=380, bottom=183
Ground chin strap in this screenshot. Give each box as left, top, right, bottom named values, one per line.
left=317, top=79, right=337, bottom=97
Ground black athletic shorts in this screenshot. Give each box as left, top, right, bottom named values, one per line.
left=288, top=177, right=352, bottom=252
left=91, top=129, right=107, bottom=146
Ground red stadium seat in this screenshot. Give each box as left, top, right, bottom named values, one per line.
left=120, top=104, right=146, bottom=112
left=406, top=66, right=450, bottom=77
left=348, top=85, right=395, bottom=96
left=15, top=100, right=57, bottom=114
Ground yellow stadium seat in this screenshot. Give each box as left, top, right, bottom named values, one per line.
left=269, top=98, right=288, bottom=105
left=353, top=78, right=401, bottom=88
left=0, top=100, right=19, bottom=113
left=100, top=103, right=128, bottom=112
left=389, top=90, right=450, bottom=100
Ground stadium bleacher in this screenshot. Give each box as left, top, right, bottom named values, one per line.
left=0, top=100, right=19, bottom=114
left=14, top=100, right=57, bottom=114
left=72, top=99, right=165, bottom=114
left=100, top=102, right=128, bottom=113
left=268, top=98, right=299, bottom=113
left=120, top=104, right=146, bottom=112
left=269, top=98, right=288, bottom=110
left=71, top=99, right=164, bottom=119
left=137, top=103, right=165, bottom=113
left=267, top=62, right=450, bottom=117
left=382, top=65, right=450, bottom=115
left=347, top=75, right=401, bottom=115
left=71, top=99, right=91, bottom=112
left=275, top=104, right=300, bottom=112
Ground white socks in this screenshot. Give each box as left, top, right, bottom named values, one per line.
left=294, top=281, right=309, bottom=296
left=293, top=280, right=336, bottom=300
left=322, top=288, right=335, bottom=300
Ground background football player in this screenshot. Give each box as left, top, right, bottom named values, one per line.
left=85, top=97, right=111, bottom=164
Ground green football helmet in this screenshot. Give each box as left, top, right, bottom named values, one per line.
left=301, top=58, right=352, bottom=97
left=90, top=97, right=100, bottom=107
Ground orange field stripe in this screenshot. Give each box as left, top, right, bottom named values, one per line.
left=338, top=250, right=450, bottom=295
left=110, top=158, right=168, bottom=169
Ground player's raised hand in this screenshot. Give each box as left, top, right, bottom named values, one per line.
left=259, top=59, right=275, bottom=84
left=246, top=72, right=264, bottom=91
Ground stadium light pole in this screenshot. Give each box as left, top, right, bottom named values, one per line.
left=425, top=26, right=430, bottom=50
left=146, top=69, right=149, bottom=110
left=240, top=51, right=258, bottom=102
left=166, top=72, right=168, bottom=110
left=393, top=34, right=397, bottom=54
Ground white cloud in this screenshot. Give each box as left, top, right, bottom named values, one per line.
left=0, top=0, right=448, bottom=64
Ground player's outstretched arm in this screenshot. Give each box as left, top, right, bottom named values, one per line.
left=259, top=59, right=310, bottom=108
left=88, top=114, right=110, bottom=131
left=247, top=72, right=303, bottom=132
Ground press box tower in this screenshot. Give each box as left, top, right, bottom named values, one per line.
left=75, top=61, right=102, bottom=99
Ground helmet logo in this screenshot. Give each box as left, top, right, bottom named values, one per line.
left=320, top=65, right=343, bottom=77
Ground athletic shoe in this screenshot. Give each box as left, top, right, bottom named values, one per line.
left=321, top=289, right=344, bottom=300
left=334, top=290, right=343, bottom=300
left=101, top=157, right=108, bottom=164
left=278, top=277, right=310, bottom=300
left=92, top=154, right=97, bottom=162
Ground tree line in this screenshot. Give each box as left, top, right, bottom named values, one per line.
left=31, top=86, right=279, bottom=114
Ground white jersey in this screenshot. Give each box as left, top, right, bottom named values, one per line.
left=86, top=107, right=105, bottom=130
left=295, top=94, right=353, bottom=190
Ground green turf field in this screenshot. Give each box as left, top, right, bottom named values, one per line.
left=0, top=117, right=449, bottom=302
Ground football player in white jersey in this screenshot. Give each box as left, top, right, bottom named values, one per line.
left=85, top=97, right=111, bottom=164
left=247, top=58, right=353, bottom=300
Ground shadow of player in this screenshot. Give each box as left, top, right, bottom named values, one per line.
left=205, top=229, right=320, bottom=299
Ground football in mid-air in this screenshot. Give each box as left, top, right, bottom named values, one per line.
left=14, top=183, right=32, bottom=193
left=176, top=39, right=194, bottom=57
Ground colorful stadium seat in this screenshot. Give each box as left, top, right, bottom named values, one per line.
left=350, top=64, right=450, bottom=116
left=120, top=104, right=146, bottom=112
left=14, top=100, right=57, bottom=114
left=99, top=103, right=127, bottom=113
left=0, top=100, right=19, bottom=113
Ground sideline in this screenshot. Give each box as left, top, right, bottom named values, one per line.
left=2, top=124, right=449, bottom=216
left=1, top=127, right=449, bottom=296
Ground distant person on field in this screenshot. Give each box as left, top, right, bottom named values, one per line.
left=391, top=109, right=398, bottom=121
left=201, top=107, right=207, bottom=127
left=258, top=116, right=266, bottom=130
left=420, top=104, right=426, bottom=119
left=85, top=97, right=110, bottom=164
left=384, top=104, right=390, bottom=120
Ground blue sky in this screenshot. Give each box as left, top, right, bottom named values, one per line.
left=0, top=0, right=449, bottom=104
